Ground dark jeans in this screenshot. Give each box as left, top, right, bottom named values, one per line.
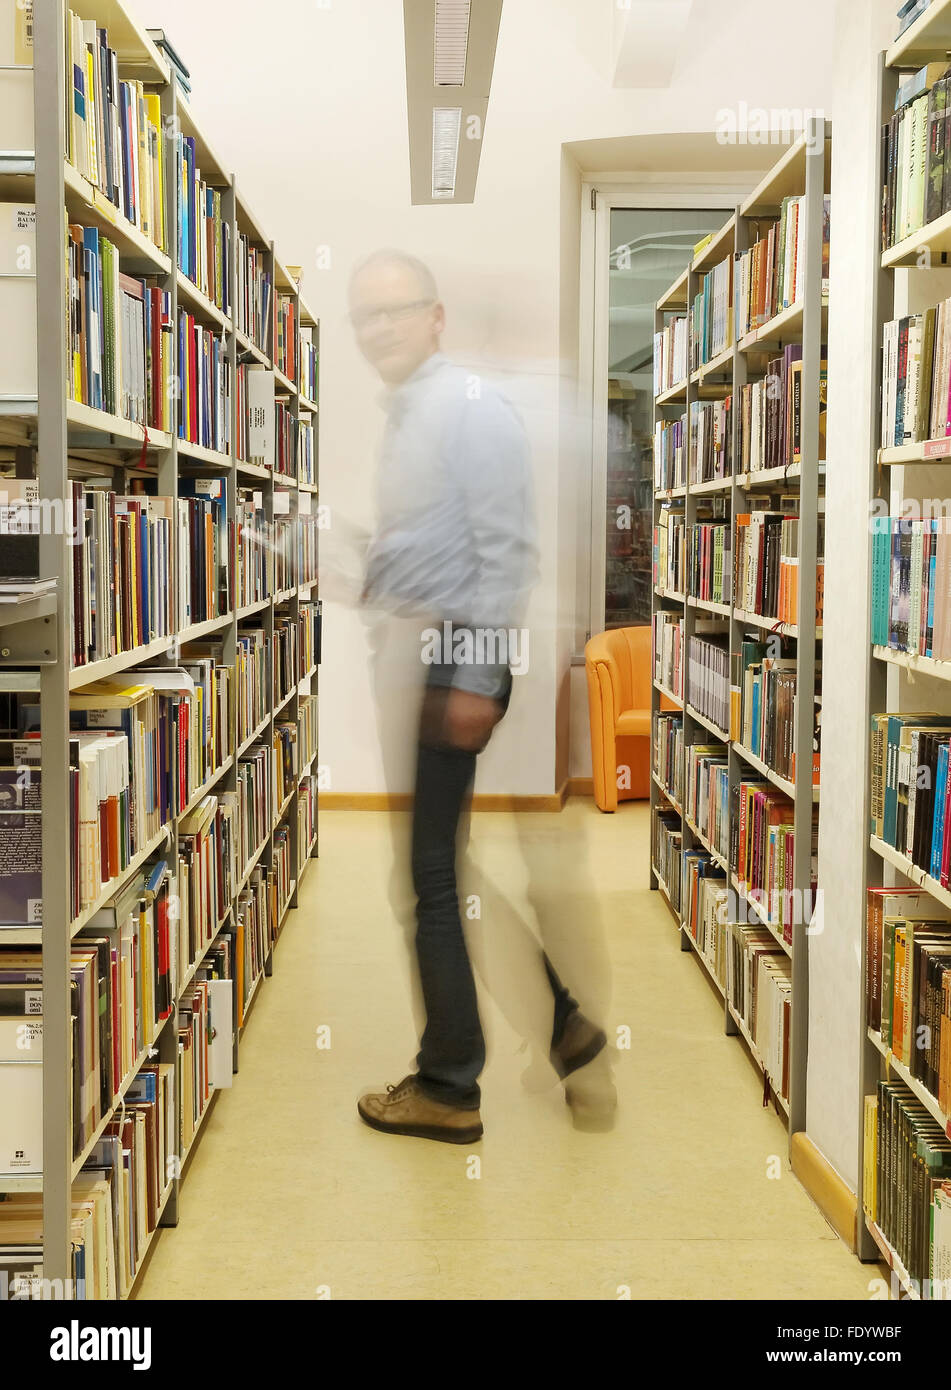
left=411, top=737, right=578, bottom=1110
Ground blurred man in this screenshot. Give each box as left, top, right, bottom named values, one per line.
left=350, top=249, right=612, bottom=1143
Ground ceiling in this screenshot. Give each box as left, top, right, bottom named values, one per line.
left=403, top=0, right=503, bottom=206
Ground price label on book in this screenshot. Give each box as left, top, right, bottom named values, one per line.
left=924, top=439, right=951, bottom=460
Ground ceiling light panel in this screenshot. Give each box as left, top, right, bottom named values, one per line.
left=434, top=0, right=470, bottom=85
left=432, top=106, right=462, bottom=197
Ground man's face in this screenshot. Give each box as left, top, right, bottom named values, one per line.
left=349, top=261, right=444, bottom=385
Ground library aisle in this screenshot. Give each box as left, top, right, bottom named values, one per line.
left=136, top=802, right=873, bottom=1301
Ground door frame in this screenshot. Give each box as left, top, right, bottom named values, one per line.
left=577, top=178, right=750, bottom=654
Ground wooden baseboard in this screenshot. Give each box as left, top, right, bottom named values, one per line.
left=790, top=1131, right=858, bottom=1251
left=321, top=790, right=567, bottom=811
left=566, top=778, right=593, bottom=797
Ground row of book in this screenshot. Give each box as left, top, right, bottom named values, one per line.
left=299, top=776, right=318, bottom=861
left=863, top=1080, right=951, bottom=1296
left=683, top=860, right=728, bottom=979
left=881, top=61, right=951, bottom=252
left=300, top=333, right=319, bottom=403
left=653, top=315, right=688, bottom=397
left=235, top=865, right=269, bottom=1026
left=866, top=888, right=951, bottom=1105
left=0, top=898, right=279, bottom=1296
left=652, top=714, right=683, bottom=808
left=734, top=507, right=825, bottom=627
left=690, top=397, right=733, bottom=485
left=731, top=779, right=800, bottom=941
left=870, top=515, right=951, bottom=656
left=0, top=629, right=319, bottom=928
left=870, top=713, right=951, bottom=880
left=653, top=415, right=686, bottom=493
left=651, top=807, right=683, bottom=909
left=653, top=508, right=686, bottom=595
left=687, top=517, right=731, bottom=607
left=0, top=859, right=177, bottom=1164
left=236, top=235, right=272, bottom=354
left=687, top=635, right=730, bottom=736
left=274, top=722, right=299, bottom=807
left=273, top=618, right=299, bottom=707
left=652, top=610, right=683, bottom=699
left=66, top=14, right=167, bottom=253
left=177, top=139, right=231, bottom=313
left=726, top=921, right=792, bottom=1100
left=178, top=312, right=230, bottom=452
left=652, top=822, right=793, bottom=1101
left=882, top=300, right=951, bottom=450
left=734, top=641, right=821, bottom=789
left=691, top=256, right=733, bottom=371
left=686, top=743, right=730, bottom=865
left=300, top=419, right=317, bottom=487
left=299, top=693, right=319, bottom=772
left=734, top=205, right=809, bottom=340
left=66, top=224, right=171, bottom=432
left=276, top=295, right=297, bottom=384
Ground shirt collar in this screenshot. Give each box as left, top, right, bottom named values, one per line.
left=381, top=351, right=449, bottom=413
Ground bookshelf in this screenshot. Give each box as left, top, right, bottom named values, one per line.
left=650, top=123, right=830, bottom=1141
left=858, top=24, right=951, bottom=1290
left=0, top=0, right=321, bottom=1296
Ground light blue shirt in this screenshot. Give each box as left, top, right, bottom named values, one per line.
left=363, top=352, right=539, bottom=695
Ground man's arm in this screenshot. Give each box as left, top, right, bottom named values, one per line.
left=453, top=389, right=539, bottom=636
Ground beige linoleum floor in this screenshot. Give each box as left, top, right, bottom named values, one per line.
left=136, top=799, right=880, bottom=1301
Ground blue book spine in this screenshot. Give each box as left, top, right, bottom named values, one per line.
left=931, top=743, right=949, bottom=879
left=884, top=716, right=903, bottom=847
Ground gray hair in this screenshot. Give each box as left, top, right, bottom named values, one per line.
left=349, top=248, right=439, bottom=303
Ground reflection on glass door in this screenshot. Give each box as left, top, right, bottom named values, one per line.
left=605, top=208, right=729, bottom=630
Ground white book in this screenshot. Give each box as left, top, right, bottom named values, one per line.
left=0, top=1016, right=43, bottom=1175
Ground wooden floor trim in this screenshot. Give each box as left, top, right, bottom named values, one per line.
left=790, top=1131, right=857, bottom=1252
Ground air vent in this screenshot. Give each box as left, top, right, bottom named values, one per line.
left=432, top=107, right=462, bottom=198
left=434, top=0, right=470, bottom=86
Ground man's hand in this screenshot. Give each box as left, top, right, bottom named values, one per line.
left=420, top=686, right=505, bottom=753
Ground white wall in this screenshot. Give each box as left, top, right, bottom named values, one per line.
left=128, top=0, right=838, bottom=796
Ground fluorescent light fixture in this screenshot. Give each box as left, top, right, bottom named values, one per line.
left=432, top=107, right=462, bottom=198
left=434, top=0, right=470, bottom=85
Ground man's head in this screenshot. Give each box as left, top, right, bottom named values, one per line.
left=348, top=250, right=445, bottom=385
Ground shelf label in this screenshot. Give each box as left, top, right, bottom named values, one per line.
left=924, top=439, right=951, bottom=460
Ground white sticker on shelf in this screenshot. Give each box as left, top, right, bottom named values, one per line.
left=273, top=491, right=291, bottom=515
left=24, top=990, right=41, bottom=1013
left=14, top=207, right=36, bottom=232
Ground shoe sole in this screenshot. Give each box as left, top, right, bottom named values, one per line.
left=358, top=1107, right=483, bottom=1145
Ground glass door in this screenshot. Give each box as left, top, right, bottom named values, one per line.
left=605, top=208, right=729, bottom=629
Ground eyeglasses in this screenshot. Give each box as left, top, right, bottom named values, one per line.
left=349, top=299, right=435, bottom=331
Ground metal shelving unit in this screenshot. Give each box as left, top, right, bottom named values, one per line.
left=859, top=20, right=951, bottom=1274
left=650, top=123, right=829, bottom=1142
left=0, top=0, right=320, bottom=1294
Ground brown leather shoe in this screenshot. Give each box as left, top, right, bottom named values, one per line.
left=357, top=1075, right=483, bottom=1144
left=551, top=1010, right=607, bottom=1079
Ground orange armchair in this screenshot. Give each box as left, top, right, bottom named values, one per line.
left=585, top=626, right=652, bottom=813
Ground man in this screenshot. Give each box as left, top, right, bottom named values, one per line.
left=350, top=249, right=612, bottom=1143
